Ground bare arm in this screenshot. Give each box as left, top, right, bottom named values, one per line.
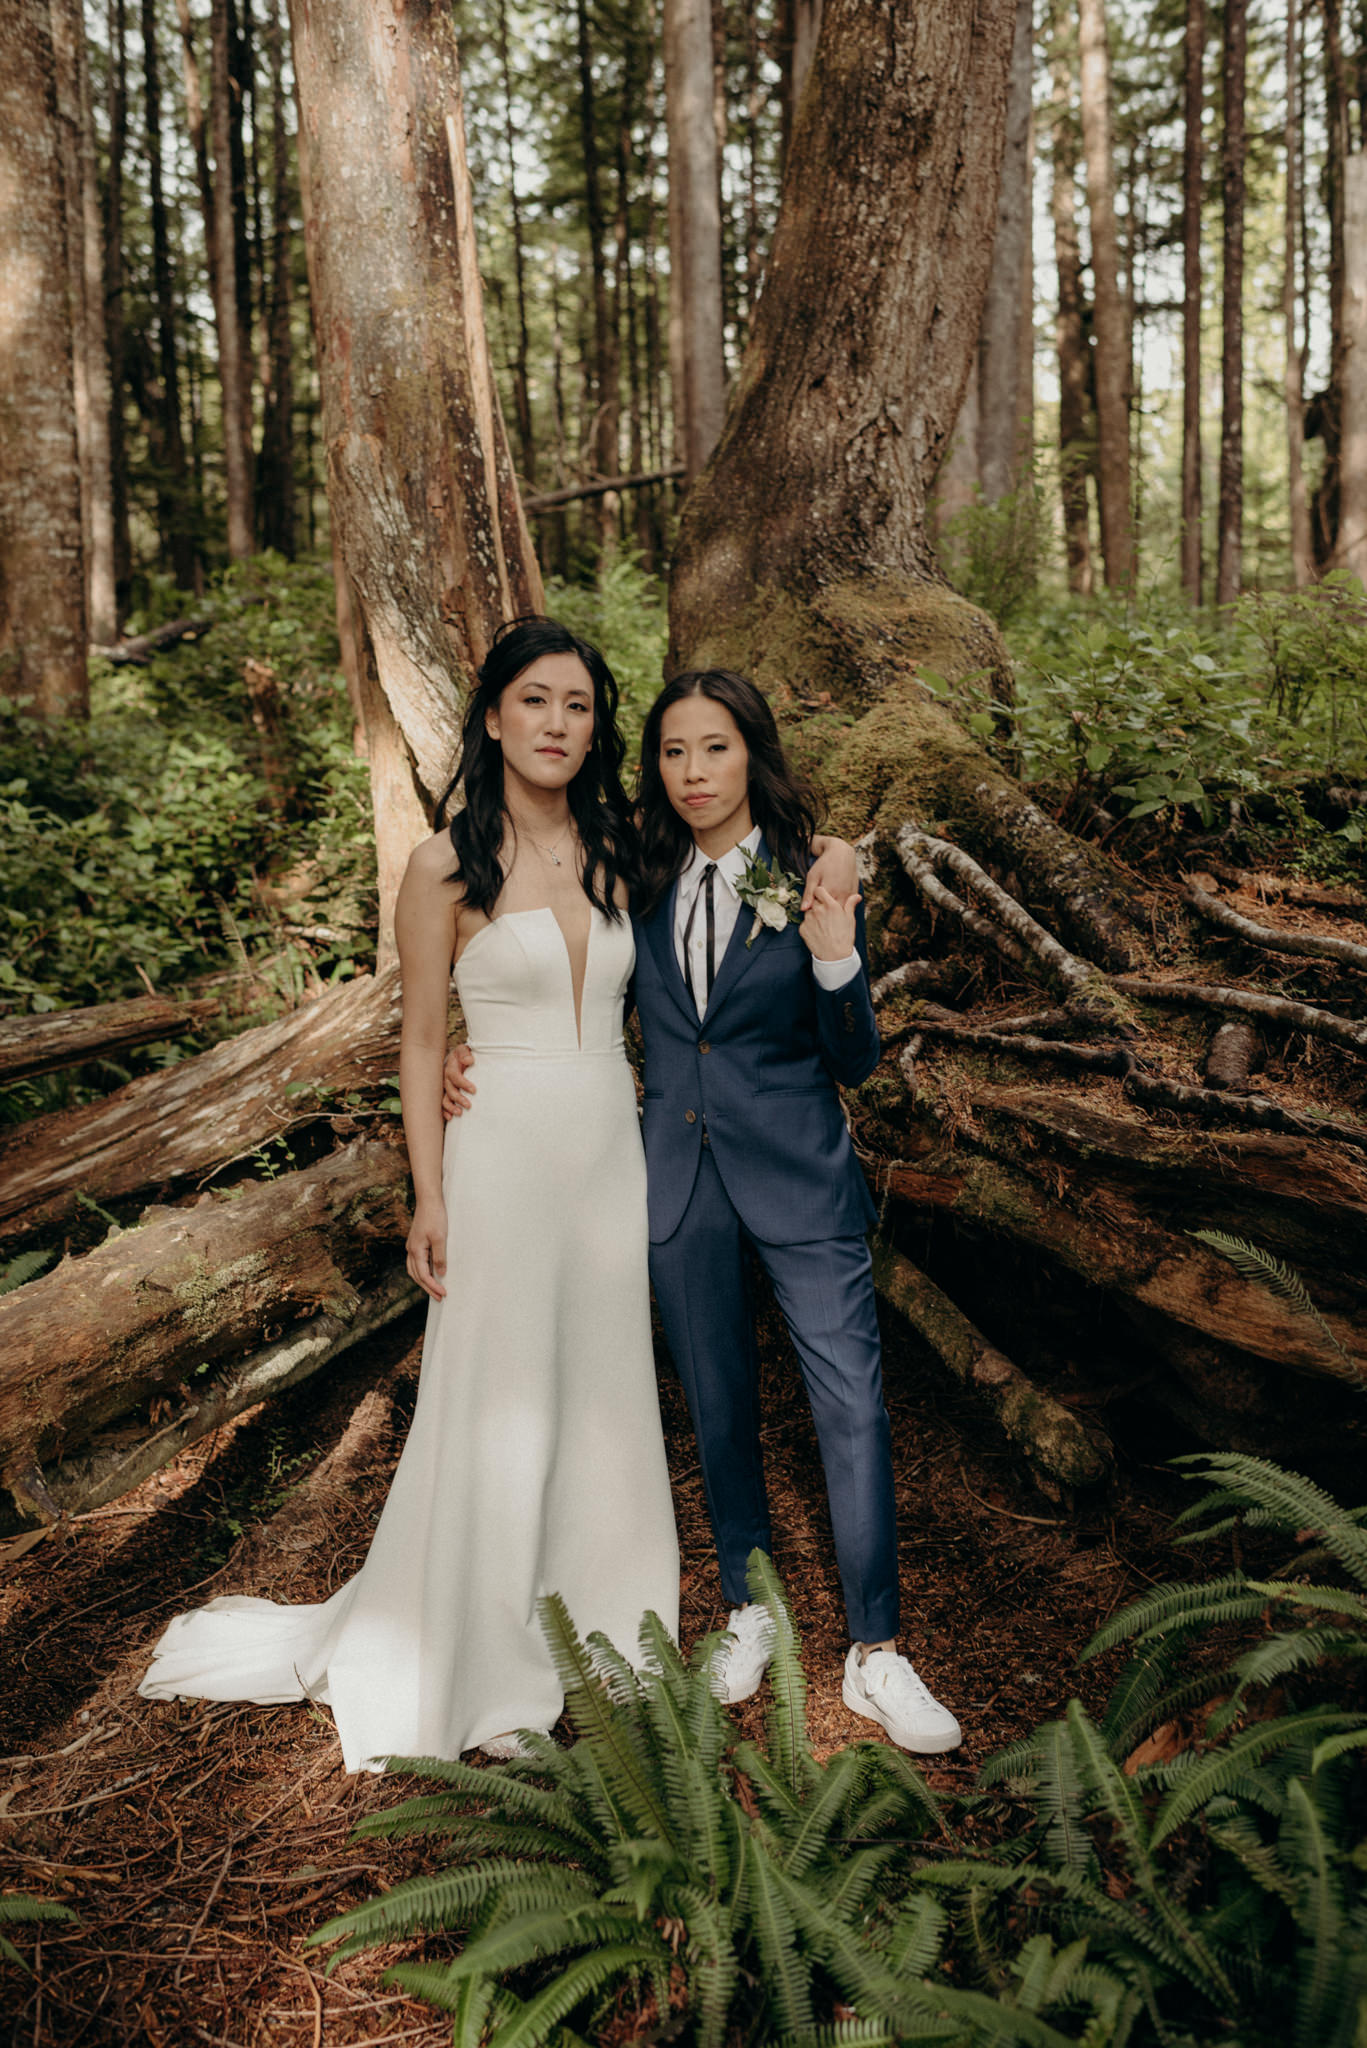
left=396, top=836, right=461, bottom=1299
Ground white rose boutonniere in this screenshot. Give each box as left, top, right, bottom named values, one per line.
left=735, top=847, right=805, bottom=948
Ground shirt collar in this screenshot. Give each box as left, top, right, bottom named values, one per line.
left=680, top=824, right=761, bottom=902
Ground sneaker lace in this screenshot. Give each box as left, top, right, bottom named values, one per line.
left=868, top=1652, right=935, bottom=1710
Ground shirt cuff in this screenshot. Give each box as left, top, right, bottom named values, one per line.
left=812, top=951, right=861, bottom=992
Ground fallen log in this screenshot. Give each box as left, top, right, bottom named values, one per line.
left=3, top=1262, right=419, bottom=1527
left=0, top=966, right=405, bottom=1248
left=870, top=1238, right=1112, bottom=1490
left=0, top=1135, right=412, bottom=1506
left=0, top=995, right=219, bottom=1086
left=875, top=1104, right=1367, bottom=1386
left=91, top=615, right=215, bottom=664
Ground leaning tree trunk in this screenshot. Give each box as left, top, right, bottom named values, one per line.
left=288, top=0, right=542, bottom=957
left=0, top=0, right=88, bottom=719
left=667, top=0, right=1367, bottom=1476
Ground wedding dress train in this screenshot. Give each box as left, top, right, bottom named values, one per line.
left=139, top=906, right=680, bottom=1772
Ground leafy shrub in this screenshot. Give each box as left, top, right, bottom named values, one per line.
left=0, top=557, right=375, bottom=1033
left=938, top=476, right=1049, bottom=629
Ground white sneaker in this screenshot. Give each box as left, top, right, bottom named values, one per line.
left=710, top=1603, right=776, bottom=1704
left=842, top=1645, right=962, bottom=1753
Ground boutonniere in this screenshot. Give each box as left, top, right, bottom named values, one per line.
left=735, top=847, right=805, bottom=947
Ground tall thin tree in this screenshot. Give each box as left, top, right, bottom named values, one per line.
left=664, top=0, right=725, bottom=480
left=1216, top=0, right=1246, bottom=606
left=1180, top=0, right=1204, bottom=602
left=0, top=0, right=88, bottom=715
left=140, top=0, right=196, bottom=587
left=105, top=0, right=131, bottom=616
left=1050, top=33, right=1093, bottom=594
left=1285, top=0, right=1312, bottom=587
left=978, top=0, right=1035, bottom=504
left=1077, top=0, right=1133, bottom=588
left=257, top=0, right=293, bottom=555
left=210, top=0, right=254, bottom=557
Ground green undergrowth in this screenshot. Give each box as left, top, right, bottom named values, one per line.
left=944, top=575, right=1367, bottom=857
left=314, top=1465, right=1367, bottom=2048
left=0, top=556, right=375, bottom=1121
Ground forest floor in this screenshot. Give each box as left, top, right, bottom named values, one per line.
left=1, top=1283, right=1211, bottom=2048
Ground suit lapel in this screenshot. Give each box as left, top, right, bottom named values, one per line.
left=702, top=833, right=776, bottom=1025
left=640, top=882, right=699, bottom=1029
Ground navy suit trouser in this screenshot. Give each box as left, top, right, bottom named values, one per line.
left=649, top=1147, right=900, bottom=1644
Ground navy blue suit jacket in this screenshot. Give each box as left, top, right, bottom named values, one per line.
left=631, top=848, right=881, bottom=1247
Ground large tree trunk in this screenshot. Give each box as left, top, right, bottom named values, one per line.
left=0, top=0, right=88, bottom=718
left=0, top=1137, right=411, bottom=1509
left=977, top=0, right=1034, bottom=504
left=1216, top=0, right=1246, bottom=607
left=1076, top=0, right=1133, bottom=591
left=663, top=0, right=726, bottom=481
left=288, top=0, right=542, bottom=957
left=1314, top=0, right=1349, bottom=566
left=1338, top=149, right=1367, bottom=583
left=256, top=0, right=295, bottom=557
left=1180, top=0, right=1204, bottom=603
left=575, top=0, right=618, bottom=539
left=105, top=0, right=131, bottom=624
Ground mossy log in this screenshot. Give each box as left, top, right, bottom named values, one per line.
left=0, top=1136, right=412, bottom=1512
left=0, top=966, right=404, bottom=1249
left=0, top=994, right=219, bottom=1085
left=871, top=1237, right=1111, bottom=1490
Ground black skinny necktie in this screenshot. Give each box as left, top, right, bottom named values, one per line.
left=683, top=863, right=717, bottom=1009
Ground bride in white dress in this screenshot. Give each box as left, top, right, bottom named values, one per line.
left=139, top=620, right=680, bottom=1772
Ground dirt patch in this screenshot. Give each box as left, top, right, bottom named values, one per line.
left=2, top=1291, right=1201, bottom=2045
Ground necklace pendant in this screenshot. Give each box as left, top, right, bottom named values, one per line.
left=548, top=851, right=561, bottom=865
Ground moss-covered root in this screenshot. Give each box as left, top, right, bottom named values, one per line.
left=871, top=1237, right=1113, bottom=1493
left=672, top=575, right=1140, bottom=971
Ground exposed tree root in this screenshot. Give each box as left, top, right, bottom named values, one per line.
left=1113, top=976, right=1367, bottom=1058
left=870, top=1238, right=1112, bottom=1490
left=1182, top=880, right=1367, bottom=970
left=896, top=825, right=1105, bottom=1001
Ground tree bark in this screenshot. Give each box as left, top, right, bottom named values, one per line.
left=1049, top=38, right=1093, bottom=594
left=1338, top=148, right=1367, bottom=583
left=1216, top=0, right=1246, bottom=607
left=1284, top=0, right=1312, bottom=588
left=0, top=1138, right=411, bottom=1501
left=933, top=362, right=981, bottom=530
left=496, top=0, right=535, bottom=489
left=575, top=0, right=619, bottom=537
left=1180, top=0, right=1204, bottom=603
left=140, top=0, right=197, bottom=589
left=0, top=996, right=219, bottom=1087
left=1315, top=0, right=1349, bottom=565
left=105, top=0, right=131, bottom=623
left=0, top=0, right=88, bottom=718
left=257, top=0, right=295, bottom=556
left=777, top=0, right=823, bottom=171
left=210, top=0, right=255, bottom=559
left=663, top=0, right=726, bottom=480
left=978, top=0, right=1034, bottom=504
left=287, top=0, right=542, bottom=955
left=0, top=967, right=405, bottom=1249
left=1077, top=0, right=1133, bottom=590
left=51, top=0, right=118, bottom=648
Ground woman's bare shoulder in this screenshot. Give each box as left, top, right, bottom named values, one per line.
left=404, top=829, right=461, bottom=886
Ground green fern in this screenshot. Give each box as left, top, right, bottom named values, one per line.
left=0, top=1246, right=55, bottom=1297
left=1189, top=1230, right=1365, bottom=1386
left=0, top=1891, right=76, bottom=1970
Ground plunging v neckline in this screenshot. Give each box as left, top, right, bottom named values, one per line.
left=460, top=904, right=594, bottom=1049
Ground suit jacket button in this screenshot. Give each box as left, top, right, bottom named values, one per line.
left=698, top=1040, right=710, bottom=1054
left=684, top=1109, right=697, bottom=1124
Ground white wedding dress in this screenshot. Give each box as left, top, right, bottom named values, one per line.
left=140, top=906, right=680, bottom=1773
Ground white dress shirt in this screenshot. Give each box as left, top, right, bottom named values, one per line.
left=672, top=826, right=861, bottom=1020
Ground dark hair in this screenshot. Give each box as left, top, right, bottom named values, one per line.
left=434, top=617, right=638, bottom=920
left=637, top=669, right=819, bottom=914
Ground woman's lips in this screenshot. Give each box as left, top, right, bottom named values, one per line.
left=684, top=793, right=713, bottom=806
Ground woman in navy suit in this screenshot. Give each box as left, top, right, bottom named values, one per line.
left=633, top=669, right=959, bottom=1754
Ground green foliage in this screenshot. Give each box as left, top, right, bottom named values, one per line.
left=1190, top=1232, right=1364, bottom=1387
left=543, top=554, right=668, bottom=766
left=978, top=583, right=1367, bottom=841
left=0, top=559, right=375, bottom=1096
left=938, top=476, right=1050, bottom=629
left=0, top=1892, right=76, bottom=1971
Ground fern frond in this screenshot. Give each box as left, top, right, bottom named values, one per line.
left=746, top=1833, right=815, bottom=2036
left=1172, top=1455, right=1367, bottom=1589
left=1311, top=1726, right=1367, bottom=1772
left=746, top=1549, right=817, bottom=1800
left=1242, top=1581, right=1367, bottom=1625
left=310, top=1860, right=595, bottom=1952
left=1209, top=1628, right=1367, bottom=1733
left=1152, top=1708, right=1367, bottom=1845
left=0, top=1892, right=76, bottom=1970
left=0, top=1246, right=56, bottom=1296
left=537, top=1592, right=676, bottom=1846
left=881, top=1888, right=948, bottom=1977
left=1189, top=1233, right=1363, bottom=1384
left=1083, top=1576, right=1267, bottom=1657
left=1034, top=1713, right=1102, bottom=1877
left=1207, top=1813, right=1299, bottom=1908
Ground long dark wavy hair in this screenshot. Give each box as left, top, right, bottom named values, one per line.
left=637, top=669, right=819, bottom=915
left=434, top=617, right=638, bottom=921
